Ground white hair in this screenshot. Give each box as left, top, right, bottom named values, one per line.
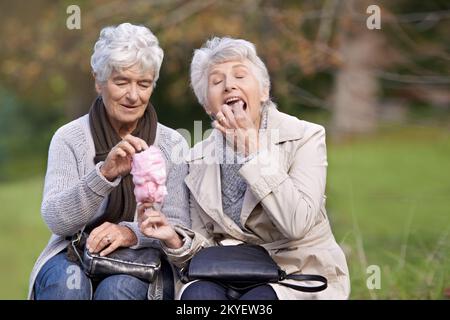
left=190, top=37, right=271, bottom=108
left=91, top=23, right=164, bottom=86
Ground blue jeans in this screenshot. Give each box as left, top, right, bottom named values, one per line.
left=181, top=280, right=278, bottom=300
left=34, top=251, right=173, bottom=300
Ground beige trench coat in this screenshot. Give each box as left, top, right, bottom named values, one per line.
left=166, top=106, right=350, bottom=300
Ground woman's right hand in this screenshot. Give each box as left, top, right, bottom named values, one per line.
left=137, top=202, right=184, bottom=249
left=100, top=134, right=148, bottom=181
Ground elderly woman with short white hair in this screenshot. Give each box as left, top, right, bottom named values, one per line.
left=139, top=37, right=350, bottom=300
left=28, top=23, right=190, bottom=300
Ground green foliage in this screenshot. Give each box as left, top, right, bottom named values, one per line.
left=0, top=87, right=63, bottom=181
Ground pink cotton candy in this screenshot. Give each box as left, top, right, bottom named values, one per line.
left=131, top=146, right=168, bottom=204
left=134, top=182, right=167, bottom=203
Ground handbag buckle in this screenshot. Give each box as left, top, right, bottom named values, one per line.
left=70, top=231, right=85, bottom=263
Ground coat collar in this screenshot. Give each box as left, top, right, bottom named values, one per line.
left=186, top=106, right=305, bottom=162
left=185, top=105, right=305, bottom=231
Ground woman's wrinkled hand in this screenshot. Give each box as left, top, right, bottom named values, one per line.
left=213, top=103, right=259, bottom=157
left=86, top=222, right=138, bottom=257
left=137, top=202, right=183, bottom=249
left=100, top=134, right=149, bottom=181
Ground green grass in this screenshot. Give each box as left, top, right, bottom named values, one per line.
left=327, top=125, right=450, bottom=299
left=0, top=177, right=50, bottom=299
left=0, top=125, right=449, bottom=299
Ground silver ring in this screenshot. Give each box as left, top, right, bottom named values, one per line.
left=104, top=235, right=112, bottom=243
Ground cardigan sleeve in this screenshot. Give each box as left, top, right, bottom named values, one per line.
left=41, top=123, right=120, bottom=236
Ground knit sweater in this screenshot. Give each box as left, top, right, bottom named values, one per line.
left=219, top=106, right=269, bottom=228
left=28, top=114, right=190, bottom=298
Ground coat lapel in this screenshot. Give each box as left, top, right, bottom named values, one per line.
left=186, top=105, right=306, bottom=235
left=184, top=132, right=224, bottom=222
left=240, top=106, right=306, bottom=227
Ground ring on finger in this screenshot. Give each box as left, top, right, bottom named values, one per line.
left=104, top=235, right=112, bottom=244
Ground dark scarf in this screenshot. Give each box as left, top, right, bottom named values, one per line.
left=87, top=96, right=158, bottom=231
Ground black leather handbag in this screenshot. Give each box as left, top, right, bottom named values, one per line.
left=180, top=244, right=327, bottom=299
left=70, top=231, right=161, bottom=283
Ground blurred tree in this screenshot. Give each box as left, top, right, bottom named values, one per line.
left=331, top=0, right=384, bottom=135
left=0, top=0, right=340, bottom=126
left=0, top=0, right=449, bottom=169
left=331, top=0, right=449, bottom=136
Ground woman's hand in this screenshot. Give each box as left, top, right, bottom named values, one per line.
left=86, top=222, right=138, bottom=256
left=137, top=202, right=183, bottom=249
left=213, top=103, right=259, bottom=157
left=100, top=134, right=149, bottom=181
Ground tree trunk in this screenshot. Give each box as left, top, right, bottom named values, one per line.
left=65, top=68, right=96, bottom=120
left=332, top=1, right=383, bottom=136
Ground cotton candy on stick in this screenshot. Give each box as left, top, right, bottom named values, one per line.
left=131, top=146, right=168, bottom=215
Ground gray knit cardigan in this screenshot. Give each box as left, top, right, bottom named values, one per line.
left=27, top=114, right=190, bottom=299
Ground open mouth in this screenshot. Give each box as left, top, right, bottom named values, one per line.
left=224, top=96, right=247, bottom=110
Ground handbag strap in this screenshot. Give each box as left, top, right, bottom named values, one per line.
left=279, top=274, right=328, bottom=293
left=66, top=226, right=87, bottom=263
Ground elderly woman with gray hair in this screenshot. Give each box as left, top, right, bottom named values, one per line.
left=28, top=23, right=190, bottom=300
left=139, top=37, right=350, bottom=300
